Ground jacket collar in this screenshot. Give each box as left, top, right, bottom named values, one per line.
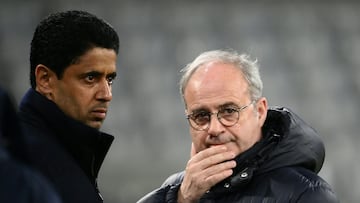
left=19, top=88, right=114, bottom=181
left=204, top=106, right=325, bottom=196
left=204, top=132, right=280, bottom=197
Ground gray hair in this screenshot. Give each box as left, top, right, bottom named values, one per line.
left=179, top=49, right=263, bottom=103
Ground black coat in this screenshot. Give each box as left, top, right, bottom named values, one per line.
left=0, top=87, right=61, bottom=203
left=0, top=148, right=62, bottom=203
left=18, top=89, right=114, bottom=203
left=137, top=107, right=339, bottom=203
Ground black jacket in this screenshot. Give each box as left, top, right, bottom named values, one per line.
left=0, top=148, right=62, bottom=203
left=18, top=89, right=114, bottom=203
left=0, top=87, right=61, bottom=203
left=137, top=107, right=339, bottom=203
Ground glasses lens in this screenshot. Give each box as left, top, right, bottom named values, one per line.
left=188, top=119, right=204, bottom=130
left=218, top=108, right=239, bottom=126
left=188, top=109, right=240, bottom=131
left=187, top=102, right=253, bottom=131
left=188, top=112, right=210, bottom=130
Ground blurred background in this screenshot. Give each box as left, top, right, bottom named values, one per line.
left=0, top=0, right=359, bottom=202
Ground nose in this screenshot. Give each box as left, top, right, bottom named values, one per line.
left=206, top=113, right=225, bottom=136
left=96, top=80, right=112, bottom=101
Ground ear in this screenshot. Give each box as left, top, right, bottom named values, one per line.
left=255, top=97, right=268, bottom=127
left=34, top=64, right=56, bottom=100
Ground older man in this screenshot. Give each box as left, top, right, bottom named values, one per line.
left=138, top=50, right=338, bottom=203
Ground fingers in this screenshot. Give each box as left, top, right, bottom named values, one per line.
left=186, top=149, right=236, bottom=185
left=190, top=142, right=196, bottom=157
left=202, top=160, right=235, bottom=186
left=189, top=146, right=235, bottom=168
left=178, top=146, right=236, bottom=202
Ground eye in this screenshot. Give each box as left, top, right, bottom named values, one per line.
left=220, top=107, right=238, bottom=116
left=192, top=111, right=210, bottom=124
left=107, top=73, right=117, bottom=85
left=107, top=76, right=115, bottom=85
left=85, top=74, right=96, bottom=83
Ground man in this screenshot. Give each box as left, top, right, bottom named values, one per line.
left=0, top=87, right=61, bottom=203
left=18, top=10, right=119, bottom=203
left=138, top=50, right=339, bottom=202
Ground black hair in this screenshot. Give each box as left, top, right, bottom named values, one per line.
left=30, top=10, right=119, bottom=88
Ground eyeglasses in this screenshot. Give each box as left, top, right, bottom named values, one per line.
left=186, top=101, right=255, bottom=131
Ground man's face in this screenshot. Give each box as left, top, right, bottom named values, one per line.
left=49, top=47, right=117, bottom=129
left=184, top=62, right=267, bottom=156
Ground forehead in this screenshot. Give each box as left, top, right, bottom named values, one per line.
left=64, top=47, right=117, bottom=74
left=184, top=62, right=249, bottom=109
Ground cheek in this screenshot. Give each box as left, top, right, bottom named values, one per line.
left=190, top=130, right=207, bottom=151
left=67, top=88, right=91, bottom=107
left=57, top=89, right=86, bottom=113
left=232, top=123, right=262, bottom=149
left=60, top=97, right=81, bottom=116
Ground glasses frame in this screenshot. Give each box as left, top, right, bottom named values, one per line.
left=186, top=100, right=255, bottom=131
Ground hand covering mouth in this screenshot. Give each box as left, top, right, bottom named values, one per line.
left=206, top=140, right=231, bottom=148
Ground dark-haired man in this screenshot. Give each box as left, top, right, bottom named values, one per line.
left=18, top=10, right=119, bottom=203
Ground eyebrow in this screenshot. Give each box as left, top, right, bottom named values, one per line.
left=80, top=71, right=117, bottom=78
left=190, top=102, right=239, bottom=113
left=218, top=102, right=239, bottom=108
left=107, top=72, right=117, bottom=79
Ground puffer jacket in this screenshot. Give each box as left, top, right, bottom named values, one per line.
left=137, top=107, right=339, bottom=203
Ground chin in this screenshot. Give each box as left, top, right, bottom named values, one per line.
left=87, top=121, right=102, bottom=129
left=225, top=144, right=241, bottom=155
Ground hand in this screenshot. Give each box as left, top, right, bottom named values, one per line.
left=177, top=145, right=236, bottom=203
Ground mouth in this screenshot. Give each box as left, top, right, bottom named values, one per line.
left=206, top=139, right=233, bottom=148
left=91, top=108, right=107, bottom=120
left=207, top=143, right=228, bottom=148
